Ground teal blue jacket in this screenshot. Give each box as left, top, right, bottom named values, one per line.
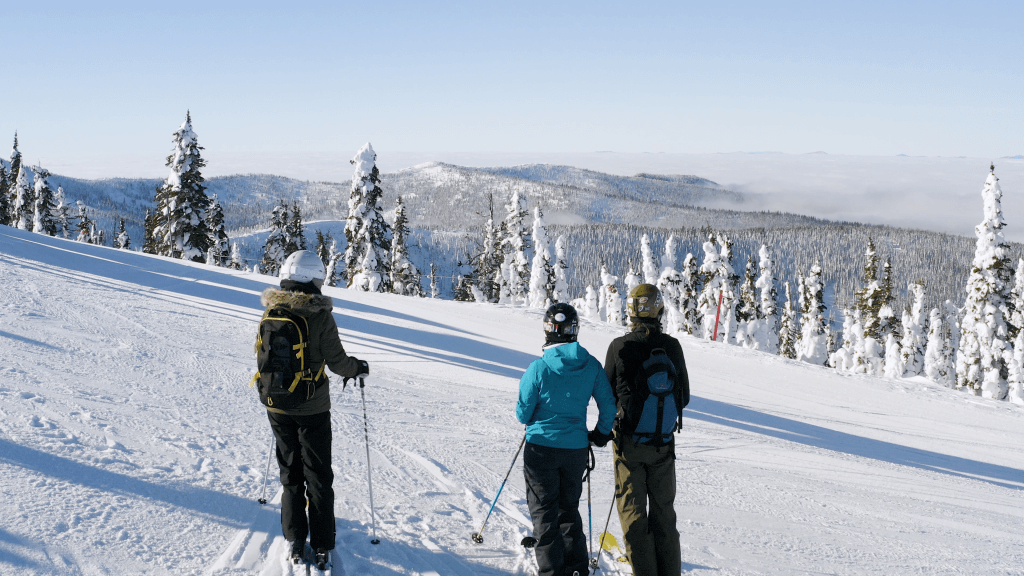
left=516, top=342, right=616, bottom=449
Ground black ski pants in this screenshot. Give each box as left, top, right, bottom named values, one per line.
left=523, top=442, right=589, bottom=576
left=267, top=410, right=335, bottom=551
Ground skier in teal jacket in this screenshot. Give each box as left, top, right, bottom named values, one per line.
left=516, top=303, right=616, bottom=576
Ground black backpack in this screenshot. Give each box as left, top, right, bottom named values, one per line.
left=626, top=348, right=679, bottom=446
left=251, top=306, right=325, bottom=409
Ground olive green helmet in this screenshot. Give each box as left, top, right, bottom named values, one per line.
left=626, top=283, right=664, bottom=319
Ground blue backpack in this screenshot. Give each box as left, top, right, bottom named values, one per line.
left=628, top=348, right=679, bottom=446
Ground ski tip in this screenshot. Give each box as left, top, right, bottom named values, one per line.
left=520, top=536, right=537, bottom=548
left=470, top=533, right=483, bottom=545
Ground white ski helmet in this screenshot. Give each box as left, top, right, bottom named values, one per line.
left=279, top=250, right=327, bottom=286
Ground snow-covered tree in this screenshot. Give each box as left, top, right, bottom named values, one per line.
left=0, top=161, right=9, bottom=227
left=778, top=282, right=797, bottom=359
left=206, top=194, right=230, bottom=266
left=584, top=285, right=600, bottom=321
left=552, top=235, right=570, bottom=303
left=229, top=242, right=244, bottom=270
left=345, top=143, right=392, bottom=292
left=152, top=111, right=211, bottom=261
left=284, top=201, right=307, bottom=256
left=624, top=264, right=642, bottom=294
left=657, top=235, right=684, bottom=335
left=856, top=238, right=883, bottom=341
left=429, top=263, right=440, bottom=299
left=754, top=244, right=779, bottom=353
left=528, top=207, right=554, bottom=308
left=679, top=253, right=700, bottom=335
left=390, top=196, right=422, bottom=297
left=877, top=258, right=901, bottom=343
left=900, top=282, right=927, bottom=376
left=11, top=163, right=32, bottom=230
left=30, top=166, right=58, bottom=236
left=797, top=262, right=828, bottom=365
left=641, top=233, right=659, bottom=285
left=260, top=203, right=289, bottom=275
left=697, top=235, right=730, bottom=341
left=924, top=307, right=954, bottom=387
left=53, top=185, right=72, bottom=238
left=314, top=230, right=333, bottom=268
left=883, top=334, right=904, bottom=379
left=75, top=201, right=93, bottom=243
left=474, top=197, right=502, bottom=302
left=830, top=309, right=856, bottom=372
left=1008, top=331, right=1024, bottom=404
left=499, top=187, right=530, bottom=305
left=956, top=165, right=1013, bottom=399
left=3, top=133, right=22, bottom=226
left=324, top=240, right=343, bottom=287
left=735, top=255, right=758, bottom=348
left=600, top=264, right=623, bottom=326
left=114, top=218, right=131, bottom=249
left=1008, top=258, right=1024, bottom=340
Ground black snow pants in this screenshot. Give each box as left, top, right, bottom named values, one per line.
left=523, top=442, right=589, bottom=576
left=267, top=410, right=335, bottom=551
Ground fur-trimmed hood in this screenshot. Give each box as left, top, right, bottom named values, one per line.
left=261, top=287, right=334, bottom=316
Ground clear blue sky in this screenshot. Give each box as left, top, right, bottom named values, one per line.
left=2, top=0, right=1022, bottom=173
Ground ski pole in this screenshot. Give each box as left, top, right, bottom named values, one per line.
left=596, top=484, right=617, bottom=572
left=258, top=434, right=275, bottom=505
left=472, top=435, right=527, bottom=545
left=585, top=446, right=597, bottom=571
left=360, top=378, right=381, bottom=545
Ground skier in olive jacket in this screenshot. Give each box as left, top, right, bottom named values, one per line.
left=258, top=250, right=367, bottom=566
left=604, top=283, right=689, bottom=576
left=517, top=303, right=616, bottom=576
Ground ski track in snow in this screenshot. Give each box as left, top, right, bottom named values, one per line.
left=2, top=226, right=1024, bottom=575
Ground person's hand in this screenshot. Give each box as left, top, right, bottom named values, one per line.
left=354, top=359, right=369, bottom=379
left=588, top=428, right=613, bottom=448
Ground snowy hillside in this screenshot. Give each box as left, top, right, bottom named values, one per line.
left=2, top=225, right=1023, bottom=575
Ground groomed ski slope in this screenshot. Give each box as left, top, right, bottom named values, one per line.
left=1, top=225, right=1023, bottom=576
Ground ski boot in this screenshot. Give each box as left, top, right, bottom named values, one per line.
left=289, top=540, right=305, bottom=564
left=314, top=548, right=331, bottom=570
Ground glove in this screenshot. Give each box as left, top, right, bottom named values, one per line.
left=355, top=359, right=369, bottom=382
left=588, top=428, right=614, bottom=448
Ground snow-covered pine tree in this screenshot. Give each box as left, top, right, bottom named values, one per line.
left=697, top=235, right=725, bottom=340
left=656, top=235, right=684, bottom=335
left=345, top=143, right=392, bottom=292
left=53, top=185, right=72, bottom=238
left=1008, top=331, right=1024, bottom=404
left=260, top=203, right=289, bottom=275
left=601, top=264, right=623, bottom=326
left=473, top=203, right=500, bottom=302
left=624, top=263, right=642, bottom=294
left=114, top=218, right=131, bottom=249
left=883, top=334, right=904, bottom=378
left=641, top=233, right=659, bottom=285
left=0, top=161, right=10, bottom=226
left=735, top=255, right=758, bottom=347
left=1008, top=258, right=1024, bottom=341
left=754, top=244, right=779, bottom=353
left=6, top=132, right=22, bottom=226
left=584, top=285, right=600, bottom=321
left=284, top=201, right=307, bottom=256
left=796, top=262, right=829, bottom=365
left=856, top=238, right=883, bottom=341
left=324, top=240, right=343, bottom=287
left=206, top=194, right=230, bottom=266
left=499, top=187, right=530, bottom=305
left=778, top=282, right=797, bottom=359
left=717, top=232, right=740, bottom=344
left=830, top=309, right=856, bottom=372
left=152, top=111, right=211, bottom=261
left=30, top=166, right=58, bottom=236
left=429, top=263, right=440, bottom=299
left=924, top=307, right=954, bottom=387
left=956, top=165, right=1013, bottom=399
left=142, top=209, right=159, bottom=254
left=553, top=235, right=569, bottom=304
left=229, top=242, right=244, bottom=270
left=528, top=207, right=554, bottom=308
left=453, top=255, right=476, bottom=302
left=680, top=253, right=700, bottom=335
left=314, top=230, right=332, bottom=269
left=75, top=201, right=93, bottom=243
left=878, top=258, right=901, bottom=343
left=900, top=282, right=927, bottom=376
left=390, top=196, right=423, bottom=297
left=11, top=164, right=32, bottom=230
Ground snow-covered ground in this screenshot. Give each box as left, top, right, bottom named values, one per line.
left=2, top=226, right=1023, bottom=575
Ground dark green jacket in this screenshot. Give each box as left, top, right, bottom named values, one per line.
left=260, top=286, right=361, bottom=415
left=604, top=322, right=690, bottom=437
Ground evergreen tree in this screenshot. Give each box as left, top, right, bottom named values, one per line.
left=284, top=201, right=306, bottom=255
left=796, top=262, right=828, bottom=364
left=429, top=263, right=440, bottom=299
left=0, top=161, right=9, bottom=226
left=830, top=309, right=856, bottom=372
left=75, top=201, right=93, bottom=243
left=601, top=263, right=623, bottom=326
left=324, top=240, right=343, bottom=287
left=956, top=165, right=1013, bottom=399
left=624, top=263, right=642, bottom=293
left=735, top=255, right=758, bottom=347
left=314, top=230, right=333, bottom=269
left=924, top=307, right=954, bottom=387
left=53, top=185, right=72, bottom=238
left=584, top=285, right=601, bottom=321
left=656, top=235, right=684, bottom=335
left=900, top=282, right=927, bottom=376
left=206, top=194, right=230, bottom=266
left=679, top=252, right=700, bottom=335
left=390, top=197, right=422, bottom=296
left=878, top=258, right=901, bottom=342
left=260, top=203, right=289, bottom=275
left=152, top=111, right=211, bottom=261
left=500, top=187, right=530, bottom=305
left=473, top=194, right=502, bottom=302
left=453, top=253, right=476, bottom=302
left=344, top=143, right=392, bottom=292
left=528, top=206, right=555, bottom=308
left=229, top=242, right=244, bottom=270
left=755, top=244, right=779, bottom=353
left=856, top=238, right=883, bottom=341
left=142, top=209, right=159, bottom=254
left=778, top=282, right=797, bottom=359
left=553, top=235, right=570, bottom=304
left=717, top=232, right=740, bottom=343
left=30, top=166, right=58, bottom=236
left=641, top=233, right=659, bottom=285
left=1008, top=331, right=1024, bottom=404
left=11, top=164, right=32, bottom=230
left=1008, top=258, right=1024, bottom=340
left=6, top=132, right=22, bottom=225
left=114, top=218, right=131, bottom=249
left=883, top=334, right=904, bottom=378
